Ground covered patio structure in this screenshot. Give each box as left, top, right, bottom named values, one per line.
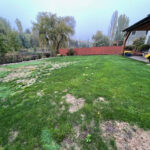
left=123, top=14, right=150, bottom=54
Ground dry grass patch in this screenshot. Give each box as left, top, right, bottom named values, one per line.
left=101, top=121, right=150, bottom=150
left=3, top=66, right=37, bottom=82
left=0, top=68, right=11, bottom=72
left=97, top=97, right=108, bottom=103
left=48, top=61, right=77, bottom=71
left=8, top=131, right=19, bottom=143
left=17, top=78, right=36, bottom=87
left=64, top=94, right=85, bottom=113
left=37, top=90, right=44, bottom=97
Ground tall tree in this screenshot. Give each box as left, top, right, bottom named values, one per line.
left=108, top=10, right=118, bottom=45
left=25, top=28, right=31, bottom=34
left=0, top=33, right=9, bottom=60
left=115, top=14, right=129, bottom=41
left=92, top=31, right=109, bottom=47
left=8, top=31, right=21, bottom=51
left=0, top=17, right=11, bottom=59
left=0, top=17, right=11, bottom=34
left=15, top=18, right=23, bottom=33
left=0, top=17, right=22, bottom=63
left=33, top=12, right=75, bottom=56
left=30, top=28, right=39, bottom=48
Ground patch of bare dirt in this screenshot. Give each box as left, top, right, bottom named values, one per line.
left=61, top=122, right=94, bottom=150
left=61, top=120, right=95, bottom=150
left=8, top=131, right=19, bottom=143
left=101, top=121, right=150, bottom=150
left=64, top=94, right=85, bottom=113
left=60, top=138, right=80, bottom=150
left=61, top=126, right=87, bottom=150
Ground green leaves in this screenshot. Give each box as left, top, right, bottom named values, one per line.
left=85, top=134, right=92, bottom=143
left=33, top=12, right=75, bottom=55
left=41, top=129, right=60, bottom=150
left=92, top=31, right=109, bottom=47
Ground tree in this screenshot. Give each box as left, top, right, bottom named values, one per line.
left=133, top=37, right=145, bottom=50
left=8, top=31, right=21, bottom=51
left=30, top=28, right=39, bottom=48
left=33, top=12, right=75, bottom=56
left=115, top=14, right=129, bottom=41
left=0, top=17, right=11, bottom=59
left=108, top=10, right=118, bottom=45
left=25, top=28, right=31, bottom=34
left=15, top=18, right=23, bottom=33
left=0, top=17, right=11, bottom=34
left=15, top=18, right=31, bottom=48
left=92, top=31, right=109, bottom=47
left=0, top=33, right=9, bottom=59
left=19, top=33, right=32, bottom=49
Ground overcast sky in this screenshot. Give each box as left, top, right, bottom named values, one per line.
left=0, top=0, right=150, bottom=40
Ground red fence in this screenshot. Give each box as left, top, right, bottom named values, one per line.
left=59, top=46, right=123, bottom=56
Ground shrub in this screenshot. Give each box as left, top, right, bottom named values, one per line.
left=118, top=40, right=123, bottom=46
left=124, top=45, right=135, bottom=50
left=137, top=44, right=150, bottom=52
left=37, top=53, right=42, bottom=59
left=31, top=55, right=38, bottom=60
left=67, top=48, right=75, bottom=56
left=112, top=42, right=117, bottom=46
left=44, top=53, right=51, bottom=58
left=133, top=37, right=145, bottom=50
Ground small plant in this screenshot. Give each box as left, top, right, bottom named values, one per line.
left=138, top=44, right=150, bottom=52
left=85, top=134, right=92, bottom=143
left=45, top=53, right=51, bottom=58
left=67, top=48, right=75, bottom=56
left=133, top=37, right=145, bottom=50
left=124, top=45, right=134, bottom=50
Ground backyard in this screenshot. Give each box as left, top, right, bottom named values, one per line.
left=0, top=55, right=150, bottom=150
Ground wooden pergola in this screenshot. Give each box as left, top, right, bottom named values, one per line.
left=123, top=14, right=150, bottom=53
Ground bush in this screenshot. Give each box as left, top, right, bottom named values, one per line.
left=137, top=44, right=150, bottom=52
left=37, top=53, right=42, bottom=59
left=124, top=45, right=135, bottom=50
left=133, top=37, right=145, bottom=50
left=67, top=48, right=75, bottom=56
left=44, top=53, right=51, bottom=58
left=31, top=55, right=38, bottom=60
left=112, top=42, right=117, bottom=46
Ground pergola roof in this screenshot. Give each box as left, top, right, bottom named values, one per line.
left=123, top=14, right=150, bottom=32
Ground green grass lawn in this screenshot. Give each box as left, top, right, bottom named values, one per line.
left=0, top=55, right=150, bottom=150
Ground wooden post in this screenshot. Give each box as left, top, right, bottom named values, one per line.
left=123, top=31, right=131, bottom=55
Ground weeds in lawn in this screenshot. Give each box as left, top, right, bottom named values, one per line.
left=0, top=55, right=150, bottom=149
left=85, top=134, right=92, bottom=143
